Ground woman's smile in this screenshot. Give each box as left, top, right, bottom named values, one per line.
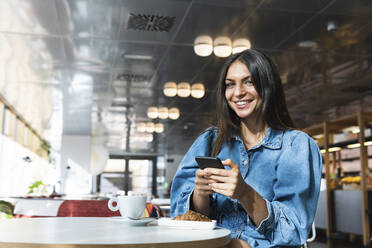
left=225, top=60, right=261, bottom=120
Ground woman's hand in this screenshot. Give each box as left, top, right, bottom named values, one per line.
left=205, top=159, right=248, bottom=201
left=194, top=169, right=216, bottom=197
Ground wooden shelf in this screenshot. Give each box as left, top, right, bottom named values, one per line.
left=304, top=110, right=372, bottom=246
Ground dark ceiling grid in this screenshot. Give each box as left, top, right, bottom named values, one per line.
left=164, top=0, right=266, bottom=138
left=276, top=1, right=372, bottom=127
left=150, top=0, right=195, bottom=154
left=273, top=0, right=337, bottom=49
left=106, top=0, right=196, bottom=153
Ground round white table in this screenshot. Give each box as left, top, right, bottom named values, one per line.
left=0, top=217, right=231, bottom=248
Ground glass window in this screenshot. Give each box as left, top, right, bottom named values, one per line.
left=129, top=159, right=152, bottom=194
left=104, top=159, right=125, bottom=173
left=16, top=120, right=25, bottom=146
left=0, top=101, right=4, bottom=134
left=3, top=108, right=16, bottom=138
left=24, top=127, right=32, bottom=149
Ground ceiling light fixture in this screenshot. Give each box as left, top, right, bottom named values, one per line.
left=163, top=82, right=177, bottom=97
left=177, top=82, right=191, bottom=97
left=213, top=36, right=232, bottom=57
left=147, top=107, right=158, bottom=119
left=137, top=123, right=146, bottom=132
left=158, top=107, right=169, bottom=119
left=124, top=54, right=153, bottom=60
left=145, top=122, right=155, bottom=133
left=232, top=38, right=251, bottom=54
left=168, top=107, right=180, bottom=120
left=346, top=141, right=372, bottom=149
left=193, top=35, right=213, bottom=57
left=320, top=147, right=341, bottom=153
left=155, top=123, right=164, bottom=133
left=191, top=83, right=205, bottom=99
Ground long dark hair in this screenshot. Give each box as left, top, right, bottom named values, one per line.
left=211, top=49, right=294, bottom=156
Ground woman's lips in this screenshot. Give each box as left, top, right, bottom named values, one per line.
left=234, top=100, right=253, bottom=109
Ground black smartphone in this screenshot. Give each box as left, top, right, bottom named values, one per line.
left=195, top=156, right=225, bottom=169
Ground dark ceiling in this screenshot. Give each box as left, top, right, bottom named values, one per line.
left=0, top=0, right=371, bottom=156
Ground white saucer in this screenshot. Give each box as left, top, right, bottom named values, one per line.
left=108, top=217, right=155, bottom=226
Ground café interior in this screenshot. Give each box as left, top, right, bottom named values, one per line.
left=0, top=0, right=372, bottom=247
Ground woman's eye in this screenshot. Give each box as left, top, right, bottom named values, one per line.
left=244, top=80, right=254, bottom=85
left=225, top=82, right=234, bottom=88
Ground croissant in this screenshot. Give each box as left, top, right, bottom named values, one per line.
left=173, top=210, right=212, bottom=222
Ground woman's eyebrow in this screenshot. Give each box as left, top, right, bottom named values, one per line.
left=225, top=75, right=252, bottom=82
left=242, top=75, right=252, bottom=81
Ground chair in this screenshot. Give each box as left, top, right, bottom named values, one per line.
left=57, top=200, right=163, bottom=217
left=303, top=222, right=316, bottom=248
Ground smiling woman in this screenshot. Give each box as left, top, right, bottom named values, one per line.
left=170, top=49, right=322, bottom=248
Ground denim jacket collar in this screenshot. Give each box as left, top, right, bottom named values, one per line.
left=231, top=127, right=284, bottom=150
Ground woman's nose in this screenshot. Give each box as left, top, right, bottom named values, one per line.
left=234, top=84, right=246, bottom=96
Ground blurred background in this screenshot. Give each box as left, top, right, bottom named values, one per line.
left=0, top=2, right=372, bottom=245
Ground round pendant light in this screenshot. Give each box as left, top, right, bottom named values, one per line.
left=194, top=35, right=213, bottom=57
left=213, top=36, right=232, bottom=57
left=232, top=38, right=251, bottom=54
left=163, top=81, right=177, bottom=97
left=158, top=107, right=169, bottom=119
left=168, top=107, right=180, bottom=120
left=145, top=122, right=155, bottom=133
left=177, top=82, right=191, bottom=97
left=147, top=107, right=158, bottom=119
left=191, top=83, right=205, bottom=99
left=155, top=123, right=164, bottom=133
left=137, top=122, right=146, bottom=132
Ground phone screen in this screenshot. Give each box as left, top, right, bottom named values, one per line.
left=195, top=156, right=225, bottom=169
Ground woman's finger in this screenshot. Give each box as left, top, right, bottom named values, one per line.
left=222, top=159, right=240, bottom=170
left=204, top=168, right=231, bottom=176
left=196, top=176, right=218, bottom=185
left=208, top=175, right=235, bottom=183
left=196, top=184, right=213, bottom=191
left=210, top=187, right=231, bottom=198
left=209, top=182, right=234, bottom=190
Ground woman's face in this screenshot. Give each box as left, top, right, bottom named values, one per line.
left=224, top=60, right=261, bottom=120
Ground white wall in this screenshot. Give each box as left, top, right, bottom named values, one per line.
left=165, top=153, right=185, bottom=186
left=0, top=134, right=57, bottom=196
left=60, top=135, right=92, bottom=195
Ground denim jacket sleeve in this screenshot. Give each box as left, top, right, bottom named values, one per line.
left=170, top=129, right=215, bottom=218
left=256, top=132, right=322, bottom=246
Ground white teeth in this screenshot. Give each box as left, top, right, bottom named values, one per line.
left=236, top=101, right=250, bottom=105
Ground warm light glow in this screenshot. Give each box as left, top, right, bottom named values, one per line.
left=168, top=107, right=180, bottom=120
left=155, top=123, right=164, bottom=133
left=145, top=133, right=153, bottom=142
left=147, top=107, right=158, bottom=119
left=320, top=147, right=341, bottom=153
left=232, top=38, right=251, bottom=54
left=177, top=82, right=191, bottom=98
left=137, top=122, right=146, bottom=132
left=163, top=82, right=177, bottom=97
left=343, top=126, right=360, bottom=134
left=346, top=141, right=372, bottom=149
left=158, top=107, right=169, bottom=119
left=145, top=122, right=155, bottom=133
left=213, top=36, right=232, bottom=57
left=191, top=83, right=205, bottom=99
left=194, top=35, right=213, bottom=57
left=313, top=134, right=324, bottom=139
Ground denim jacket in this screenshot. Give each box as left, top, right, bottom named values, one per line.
left=170, top=127, right=322, bottom=247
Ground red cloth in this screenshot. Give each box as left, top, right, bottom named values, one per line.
left=13, top=200, right=162, bottom=218
left=57, top=200, right=121, bottom=217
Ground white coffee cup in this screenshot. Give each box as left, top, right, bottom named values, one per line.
left=108, top=195, right=146, bottom=219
